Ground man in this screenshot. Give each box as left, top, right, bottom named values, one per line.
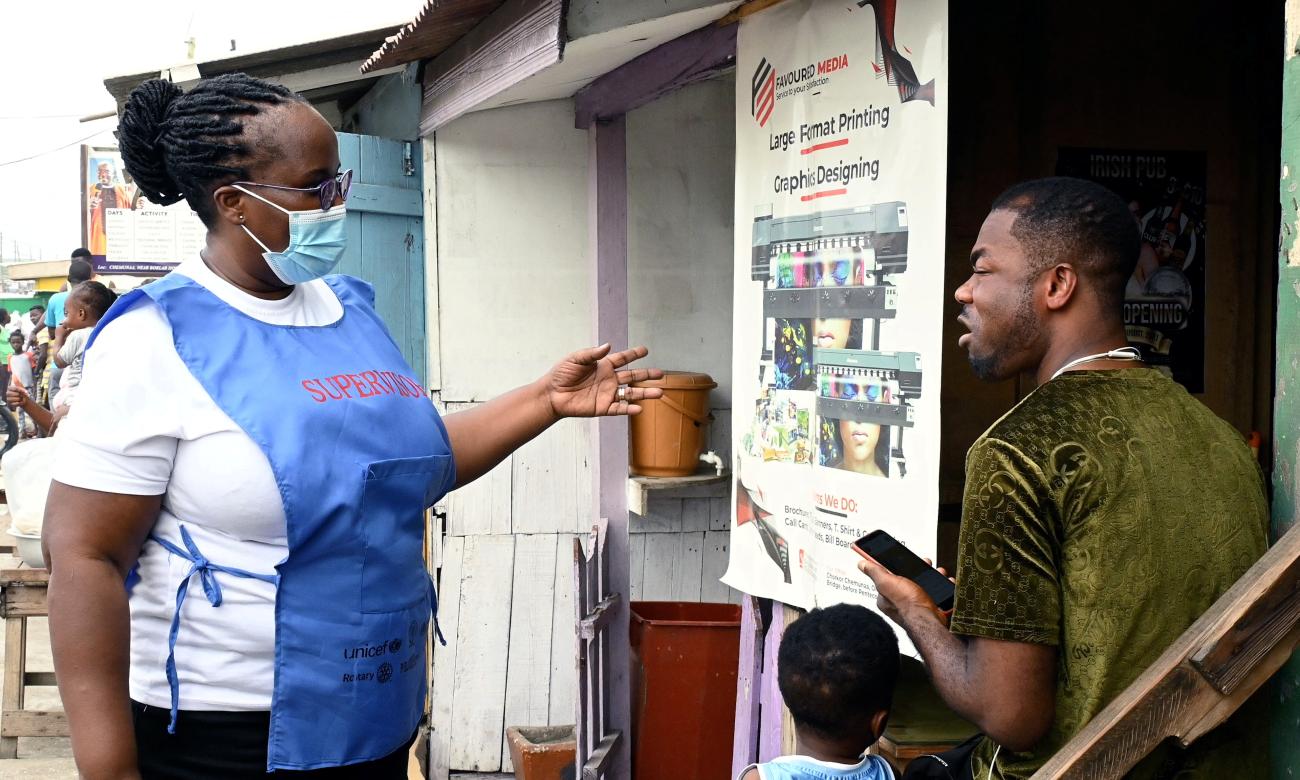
left=87, top=161, right=133, bottom=255
left=859, top=177, right=1268, bottom=779
left=46, top=254, right=94, bottom=402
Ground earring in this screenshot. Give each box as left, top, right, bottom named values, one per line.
left=239, top=214, right=245, bottom=222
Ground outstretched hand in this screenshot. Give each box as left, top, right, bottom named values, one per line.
left=544, top=344, right=664, bottom=419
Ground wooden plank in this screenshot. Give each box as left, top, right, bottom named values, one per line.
left=628, top=535, right=646, bottom=602
left=0, top=709, right=67, bottom=738
left=429, top=536, right=465, bottom=780
left=640, top=532, right=705, bottom=602
left=575, top=535, right=592, bottom=762
left=683, top=498, right=711, bottom=533
left=758, top=603, right=791, bottom=763
left=632, top=498, right=682, bottom=534
left=588, top=115, right=632, bottom=780
left=450, top=535, right=516, bottom=771
left=345, top=182, right=422, bottom=217
left=422, top=137, right=441, bottom=392
left=500, top=535, right=559, bottom=773
left=718, top=0, right=790, bottom=25
left=641, top=534, right=681, bottom=602
left=1, top=617, right=26, bottom=757
left=573, top=22, right=738, bottom=129
left=702, top=530, right=733, bottom=604
left=730, top=596, right=765, bottom=778
left=0, top=569, right=48, bottom=586
left=710, top=496, right=731, bottom=532
left=1033, top=525, right=1300, bottom=779
left=336, top=132, right=427, bottom=384
left=673, top=533, right=705, bottom=602
left=548, top=534, right=578, bottom=727
left=419, top=0, right=564, bottom=134
left=444, top=402, right=512, bottom=536
left=514, top=419, right=592, bottom=534
left=0, top=587, right=48, bottom=619
left=627, top=474, right=730, bottom=516
left=428, top=507, right=444, bottom=573
left=1190, top=558, right=1300, bottom=694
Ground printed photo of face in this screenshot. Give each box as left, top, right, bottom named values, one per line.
left=818, top=416, right=892, bottom=478
left=812, top=317, right=852, bottom=350
left=839, top=419, right=885, bottom=477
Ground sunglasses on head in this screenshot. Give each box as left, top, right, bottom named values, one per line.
left=232, top=169, right=353, bottom=212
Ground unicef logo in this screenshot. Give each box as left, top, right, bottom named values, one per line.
left=388, top=638, right=403, bottom=655
left=377, top=663, right=393, bottom=684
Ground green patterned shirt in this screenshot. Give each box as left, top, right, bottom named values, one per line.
left=951, top=369, right=1268, bottom=779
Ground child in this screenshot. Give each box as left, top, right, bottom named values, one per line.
left=739, top=604, right=900, bottom=780
left=8, top=330, right=37, bottom=437
left=51, top=281, right=116, bottom=410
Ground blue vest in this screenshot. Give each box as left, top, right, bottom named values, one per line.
left=90, top=272, right=456, bottom=771
left=743, top=755, right=896, bottom=780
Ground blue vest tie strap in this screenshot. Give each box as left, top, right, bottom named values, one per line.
left=153, top=525, right=279, bottom=734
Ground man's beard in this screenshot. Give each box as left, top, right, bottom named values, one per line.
left=969, top=285, right=1037, bottom=381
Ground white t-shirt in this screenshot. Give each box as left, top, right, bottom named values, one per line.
left=56, top=328, right=89, bottom=390
left=52, top=257, right=343, bottom=711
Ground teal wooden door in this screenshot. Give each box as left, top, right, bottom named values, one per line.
left=336, top=133, right=426, bottom=384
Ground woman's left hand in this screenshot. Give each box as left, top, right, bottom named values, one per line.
left=544, top=344, right=664, bottom=419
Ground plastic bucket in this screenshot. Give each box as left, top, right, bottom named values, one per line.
left=629, top=371, right=717, bottom=477
left=629, top=601, right=741, bottom=780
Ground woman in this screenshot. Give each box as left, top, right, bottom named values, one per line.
left=44, top=73, right=662, bottom=779
left=820, top=417, right=891, bottom=477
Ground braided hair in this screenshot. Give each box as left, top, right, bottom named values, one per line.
left=116, top=73, right=302, bottom=226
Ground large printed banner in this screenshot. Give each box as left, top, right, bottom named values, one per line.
left=1056, top=149, right=1207, bottom=392
left=723, top=0, right=948, bottom=636
left=82, top=146, right=197, bottom=275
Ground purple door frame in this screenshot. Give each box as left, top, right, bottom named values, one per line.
left=578, top=18, right=787, bottom=780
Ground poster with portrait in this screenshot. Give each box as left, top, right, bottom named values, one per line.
left=81, top=145, right=200, bottom=275
left=723, top=0, right=948, bottom=648
left=1056, top=148, right=1206, bottom=392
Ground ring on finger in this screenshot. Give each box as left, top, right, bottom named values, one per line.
left=617, top=386, right=628, bottom=402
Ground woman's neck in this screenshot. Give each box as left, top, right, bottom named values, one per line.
left=200, top=244, right=292, bottom=301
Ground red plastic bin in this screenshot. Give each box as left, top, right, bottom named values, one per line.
left=630, top=601, right=741, bottom=780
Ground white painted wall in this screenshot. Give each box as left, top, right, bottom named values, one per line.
left=626, top=75, right=736, bottom=462
left=436, top=99, right=592, bottom=402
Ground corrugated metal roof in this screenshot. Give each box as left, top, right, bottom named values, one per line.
left=103, top=27, right=396, bottom=111
left=361, top=0, right=509, bottom=74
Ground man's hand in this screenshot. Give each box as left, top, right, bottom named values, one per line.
left=857, top=554, right=950, bottom=628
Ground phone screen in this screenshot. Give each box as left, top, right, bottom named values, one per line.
left=853, top=530, right=954, bottom=611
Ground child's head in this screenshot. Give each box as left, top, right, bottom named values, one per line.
left=63, top=281, right=117, bottom=330
left=8, top=331, right=24, bottom=353
left=778, top=604, right=900, bottom=756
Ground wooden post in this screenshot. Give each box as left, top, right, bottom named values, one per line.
left=0, top=616, right=25, bottom=758
left=1274, top=3, right=1300, bottom=775
left=731, top=596, right=765, bottom=776
left=758, top=602, right=795, bottom=762
left=588, top=115, right=632, bottom=780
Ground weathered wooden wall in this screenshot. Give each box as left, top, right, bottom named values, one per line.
left=427, top=80, right=739, bottom=775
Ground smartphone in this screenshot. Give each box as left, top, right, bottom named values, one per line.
left=852, top=530, right=954, bottom=612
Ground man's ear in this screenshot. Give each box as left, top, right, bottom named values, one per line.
left=1043, top=263, right=1079, bottom=312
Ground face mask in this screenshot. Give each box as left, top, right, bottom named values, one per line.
left=233, top=185, right=348, bottom=285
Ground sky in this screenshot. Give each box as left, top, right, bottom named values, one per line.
left=0, top=0, right=423, bottom=261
